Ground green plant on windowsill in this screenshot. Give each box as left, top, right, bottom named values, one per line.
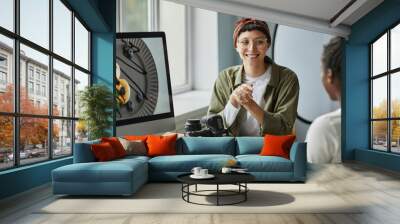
left=79, top=84, right=114, bottom=140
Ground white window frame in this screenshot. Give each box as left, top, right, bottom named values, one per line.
left=117, top=0, right=192, bottom=94
left=154, top=0, right=192, bottom=94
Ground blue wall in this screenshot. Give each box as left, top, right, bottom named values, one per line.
left=0, top=0, right=116, bottom=200
left=345, top=0, right=400, bottom=171
left=217, top=13, right=241, bottom=71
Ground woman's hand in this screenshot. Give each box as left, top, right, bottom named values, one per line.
left=230, top=84, right=253, bottom=108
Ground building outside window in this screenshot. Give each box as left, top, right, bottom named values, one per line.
left=36, top=83, right=40, bottom=95
left=0, top=0, right=91, bottom=170
left=28, top=81, right=34, bottom=94
left=35, top=70, right=40, bottom=81
left=371, top=23, right=400, bottom=154
left=41, top=85, right=46, bottom=97
left=28, top=67, right=34, bottom=80
left=0, top=54, right=7, bottom=89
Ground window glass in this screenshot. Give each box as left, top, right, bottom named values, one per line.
left=20, top=117, right=49, bottom=165
left=159, top=1, right=186, bottom=87
left=20, top=44, right=49, bottom=115
left=391, top=120, right=400, bottom=153
left=20, top=0, right=49, bottom=49
left=53, top=59, right=72, bottom=117
left=0, top=35, right=13, bottom=112
left=372, top=34, right=387, bottom=76
left=391, top=72, right=400, bottom=118
left=75, top=120, right=88, bottom=143
left=74, top=69, right=89, bottom=118
left=391, top=24, right=400, bottom=70
left=120, top=0, right=148, bottom=32
left=53, top=119, right=72, bottom=158
left=0, top=0, right=13, bottom=31
left=53, top=0, right=72, bottom=60
left=372, top=121, right=388, bottom=151
left=372, top=77, right=387, bottom=119
left=0, top=116, right=13, bottom=170
left=74, top=18, right=89, bottom=70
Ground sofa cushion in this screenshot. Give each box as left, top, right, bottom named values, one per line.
left=91, top=142, right=118, bottom=161
left=236, top=155, right=293, bottom=172
left=148, top=154, right=235, bottom=172
left=101, top=137, right=127, bottom=158
left=52, top=159, right=147, bottom=183
left=118, top=138, right=147, bottom=156
left=177, top=137, right=235, bottom=155
left=260, top=134, right=296, bottom=159
left=236, top=137, right=264, bottom=155
left=147, top=134, right=177, bottom=157
left=124, top=135, right=148, bottom=142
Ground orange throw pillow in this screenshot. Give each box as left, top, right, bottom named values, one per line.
left=146, top=134, right=177, bottom=157
left=91, top=142, right=117, bottom=161
left=101, top=137, right=127, bottom=158
left=260, top=134, right=296, bottom=159
left=124, top=135, right=148, bottom=142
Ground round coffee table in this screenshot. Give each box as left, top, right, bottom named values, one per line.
left=177, top=173, right=255, bottom=206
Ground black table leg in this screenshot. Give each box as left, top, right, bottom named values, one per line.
left=245, top=183, right=247, bottom=201
left=217, top=184, right=219, bottom=206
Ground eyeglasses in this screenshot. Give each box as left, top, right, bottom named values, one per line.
left=237, top=38, right=268, bottom=49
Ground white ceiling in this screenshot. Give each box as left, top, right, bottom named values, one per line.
left=168, top=0, right=384, bottom=37
left=224, top=0, right=352, bottom=22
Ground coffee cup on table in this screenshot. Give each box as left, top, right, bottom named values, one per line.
left=221, top=167, right=232, bottom=174
left=200, top=169, right=208, bottom=176
left=191, top=167, right=202, bottom=176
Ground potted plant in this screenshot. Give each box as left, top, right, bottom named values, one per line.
left=79, top=84, right=114, bottom=140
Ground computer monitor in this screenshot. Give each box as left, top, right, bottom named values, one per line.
left=115, top=32, right=175, bottom=135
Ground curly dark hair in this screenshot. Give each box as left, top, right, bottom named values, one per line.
left=322, top=37, right=344, bottom=82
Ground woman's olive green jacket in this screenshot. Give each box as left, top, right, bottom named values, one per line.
left=208, top=61, right=299, bottom=136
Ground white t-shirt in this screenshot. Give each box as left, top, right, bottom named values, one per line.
left=306, top=108, right=341, bottom=164
left=223, top=68, right=271, bottom=136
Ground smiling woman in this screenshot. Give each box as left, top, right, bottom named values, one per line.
left=208, top=18, right=299, bottom=136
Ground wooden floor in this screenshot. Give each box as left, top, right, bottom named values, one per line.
left=1, top=162, right=400, bottom=224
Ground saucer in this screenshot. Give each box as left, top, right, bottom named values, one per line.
left=190, top=174, right=215, bottom=179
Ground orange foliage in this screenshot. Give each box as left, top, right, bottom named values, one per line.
left=0, top=84, right=60, bottom=149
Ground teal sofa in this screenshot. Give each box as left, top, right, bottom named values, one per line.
left=52, top=137, right=306, bottom=196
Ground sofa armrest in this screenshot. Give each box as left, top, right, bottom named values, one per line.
left=73, top=141, right=99, bottom=163
left=289, top=142, right=307, bottom=181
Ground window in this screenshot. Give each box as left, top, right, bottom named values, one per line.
left=0, top=71, right=6, bottom=86
left=119, top=0, right=148, bottom=32
left=371, top=23, right=400, bottom=154
left=28, top=67, right=34, bottom=80
left=159, top=1, right=188, bottom=90
left=35, top=70, right=40, bottom=81
left=42, top=85, right=46, bottom=97
left=28, top=81, right=34, bottom=94
left=119, top=0, right=190, bottom=93
left=0, top=0, right=91, bottom=170
left=0, top=35, right=13, bottom=112
left=0, top=54, right=7, bottom=90
left=20, top=0, right=49, bottom=49
left=74, top=18, right=89, bottom=70
left=0, top=0, right=14, bottom=32
left=0, top=55, right=7, bottom=67
left=36, top=83, right=41, bottom=96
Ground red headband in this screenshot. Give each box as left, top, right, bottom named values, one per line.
left=233, top=18, right=270, bottom=48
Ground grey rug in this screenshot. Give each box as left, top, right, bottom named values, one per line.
left=38, top=183, right=361, bottom=214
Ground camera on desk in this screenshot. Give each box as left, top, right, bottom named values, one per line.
left=184, top=114, right=228, bottom=137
